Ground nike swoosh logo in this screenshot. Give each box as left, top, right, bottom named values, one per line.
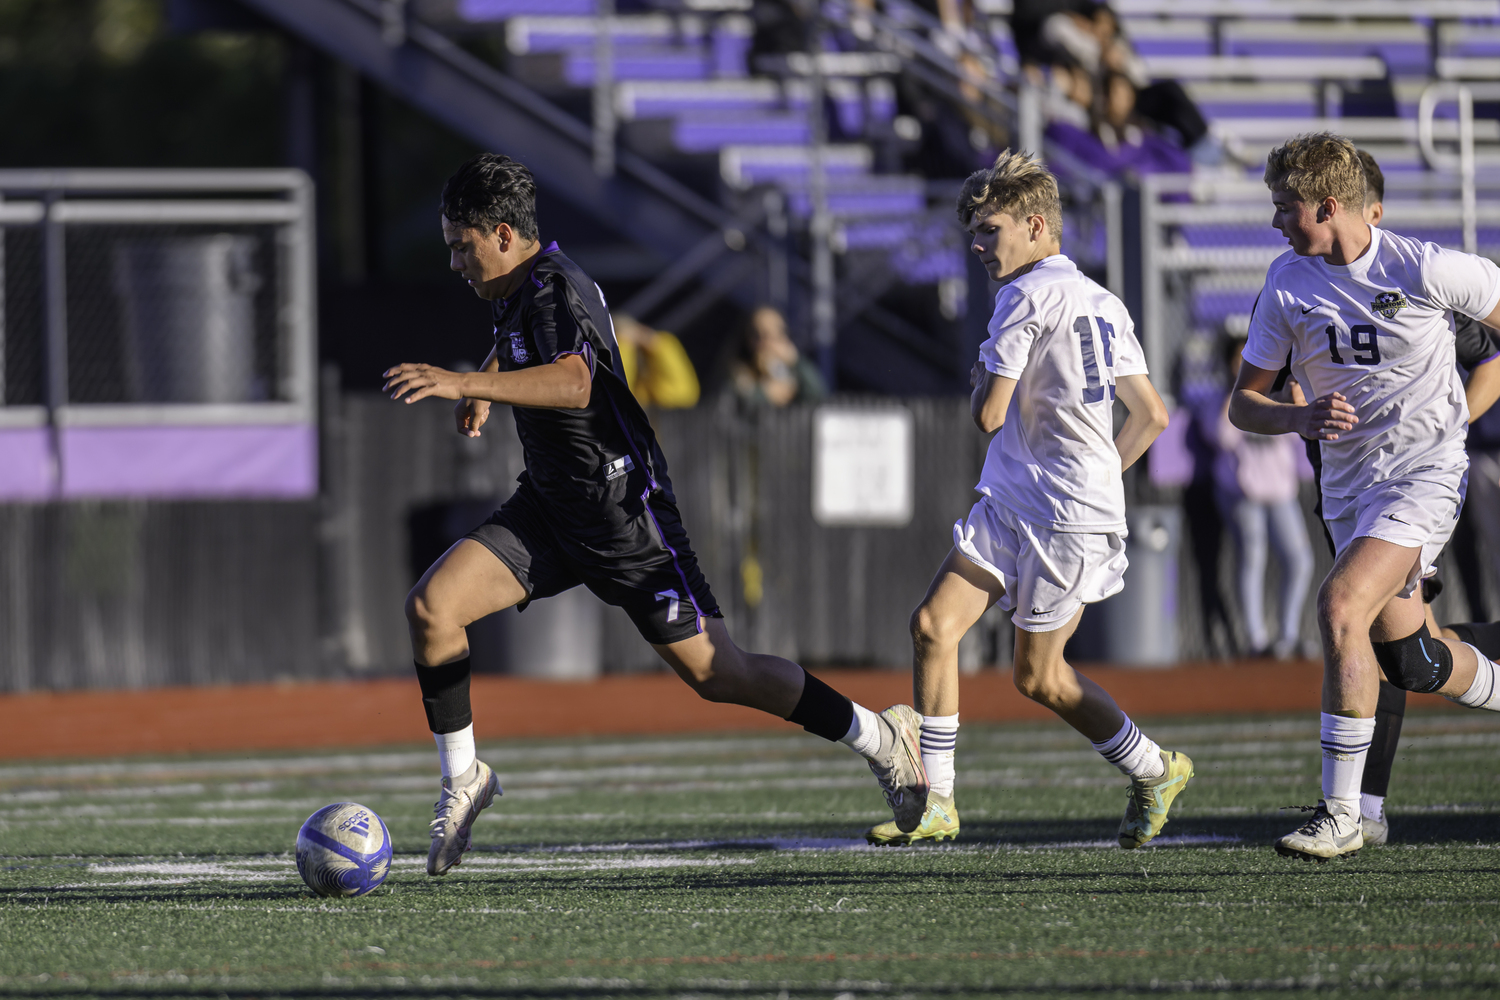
left=1301, top=306, right=1315, bottom=314
left=1031, top=607, right=1048, bottom=615
left=1386, top=513, right=1409, bottom=525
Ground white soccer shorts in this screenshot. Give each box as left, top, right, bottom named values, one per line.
left=1323, top=472, right=1467, bottom=598
left=952, top=497, right=1128, bottom=632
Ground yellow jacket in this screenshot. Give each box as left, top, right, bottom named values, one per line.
left=617, top=330, right=700, bottom=409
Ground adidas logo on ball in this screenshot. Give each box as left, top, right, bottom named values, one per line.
left=296, top=802, right=392, bottom=898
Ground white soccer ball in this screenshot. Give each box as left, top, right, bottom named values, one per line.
left=295, top=802, right=392, bottom=897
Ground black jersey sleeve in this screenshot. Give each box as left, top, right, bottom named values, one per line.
left=528, top=274, right=599, bottom=376
left=1454, top=314, right=1500, bottom=371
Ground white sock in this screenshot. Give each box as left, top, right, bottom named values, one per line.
left=920, top=714, right=959, bottom=798
left=840, top=702, right=883, bottom=758
left=1360, top=792, right=1385, bottom=823
left=435, top=723, right=476, bottom=779
left=1449, top=644, right=1500, bottom=711
left=1091, top=715, right=1165, bottom=780
left=1321, top=712, right=1375, bottom=821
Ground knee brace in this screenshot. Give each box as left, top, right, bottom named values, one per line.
left=1372, top=624, right=1453, bottom=694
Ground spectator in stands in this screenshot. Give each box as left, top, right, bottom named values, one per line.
left=1216, top=334, right=1314, bottom=659
left=612, top=313, right=700, bottom=410
left=730, top=306, right=826, bottom=407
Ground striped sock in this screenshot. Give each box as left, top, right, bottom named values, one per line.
left=1092, top=716, right=1164, bottom=780
left=1321, top=712, right=1376, bottom=821
left=1450, top=645, right=1500, bottom=711
left=920, top=714, right=959, bottom=798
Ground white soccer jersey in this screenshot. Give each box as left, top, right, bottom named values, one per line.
left=976, top=253, right=1148, bottom=533
left=1243, top=225, right=1500, bottom=498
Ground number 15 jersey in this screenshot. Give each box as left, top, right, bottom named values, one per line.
left=977, top=253, right=1148, bottom=533
left=1243, top=225, right=1500, bottom=499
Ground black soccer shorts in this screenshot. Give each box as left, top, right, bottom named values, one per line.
left=465, top=480, right=720, bottom=646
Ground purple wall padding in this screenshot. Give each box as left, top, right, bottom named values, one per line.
left=0, top=428, right=55, bottom=500
left=38, top=424, right=318, bottom=499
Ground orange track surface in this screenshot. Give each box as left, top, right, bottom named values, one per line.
left=0, top=661, right=1457, bottom=760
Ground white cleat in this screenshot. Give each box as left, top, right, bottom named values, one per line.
left=1275, top=802, right=1363, bottom=862
left=427, top=759, right=501, bottom=876
left=863, top=705, right=929, bottom=834
left=1360, top=811, right=1389, bottom=846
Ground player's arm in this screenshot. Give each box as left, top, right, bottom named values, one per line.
left=970, top=360, right=1017, bottom=433
left=1112, top=374, right=1170, bottom=471
left=1228, top=361, right=1357, bottom=441
left=384, top=353, right=592, bottom=412
left=450, top=346, right=501, bottom=438
left=1466, top=354, right=1500, bottom=422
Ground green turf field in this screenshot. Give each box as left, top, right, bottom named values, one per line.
left=1, top=711, right=1497, bottom=999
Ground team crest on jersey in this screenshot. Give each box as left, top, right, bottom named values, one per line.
left=1369, top=291, right=1408, bottom=320
left=507, top=331, right=530, bottom=364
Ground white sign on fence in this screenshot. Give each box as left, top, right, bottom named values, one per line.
left=812, top=405, right=914, bottom=527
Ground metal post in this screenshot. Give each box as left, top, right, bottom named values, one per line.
left=764, top=188, right=789, bottom=313
left=1139, top=175, right=1162, bottom=379
left=808, top=36, right=836, bottom=388
left=1460, top=85, right=1477, bottom=254
left=1103, top=181, right=1123, bottom=299
left=0, top=194, right=6, bottom=407
left=42, top=195, right=67, bottom=494
left=593, top=0, right=615, bottom=178
left=1017, top=78, right=1043, bottom=157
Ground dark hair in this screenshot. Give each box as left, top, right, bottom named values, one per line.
left=1355, top=148, right=1384, bottom=206
left=440, top=153, right=539, bottom=241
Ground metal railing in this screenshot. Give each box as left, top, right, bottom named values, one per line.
left=0, top=169, right=316, bottom=498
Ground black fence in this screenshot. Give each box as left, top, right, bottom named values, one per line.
left=0, top=388, right=1486, bottom=692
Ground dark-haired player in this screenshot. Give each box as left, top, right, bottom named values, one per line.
left=1274, top=148, right=1500, bottom=846
left=383, top=154, right=927, bottom=876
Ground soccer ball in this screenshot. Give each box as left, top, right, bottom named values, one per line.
left=295, top=802, right=392, bottom=897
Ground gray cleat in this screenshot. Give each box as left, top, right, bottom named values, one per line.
left=1275, top=802, right=1363, bottom=862
left=427, top=759, right=501, bottom=876
left=864, top=705, right=929, bottom=834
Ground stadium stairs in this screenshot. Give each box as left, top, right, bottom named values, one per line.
left=223, top=0, right=1009, bottom=394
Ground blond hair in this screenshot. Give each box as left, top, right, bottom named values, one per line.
left=957, top=149, right=1063, bottom=241
left=1263, top=132, right=1366, bottom=212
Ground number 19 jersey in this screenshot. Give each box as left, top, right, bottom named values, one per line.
left=1243, top=225, right=1500, bottom=499
left=976, top=253, right=1148, bottom=533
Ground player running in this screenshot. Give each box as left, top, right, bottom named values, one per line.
left=866, top=150, right=1191, bottom=849
left=1271, top=148, right=1500, bottom=847
left=1230, top=132, right=1500, bottom=862
left=384, top=154, right=926, bottom=876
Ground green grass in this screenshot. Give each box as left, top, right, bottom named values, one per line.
left=1, top=711, right=1497, bottom=999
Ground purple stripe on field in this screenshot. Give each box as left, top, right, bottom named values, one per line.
left=0, top=427, right=54, bottom=500
left=61, top=424, right=316, bottom=499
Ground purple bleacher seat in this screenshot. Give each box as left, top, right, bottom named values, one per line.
left=1178, top=226, right=1287, bottom=248
left=786, top=179, right=926, bottom=218
left=1195, top=100, right=1317, bottom=118
left=729, top=152, right=872, bottom=186
left=671, top=112, right=810, bottom=153
left=1132, top=39, right=1213, bottom=57
left=461, top=0, right=595, bottom=19
left=841, top=219, right=918, bottom=251
left=1386, top=226, right=1500, bottom=248
left=1045, top=121, right=1191, bottom=178
left=563, top=49, right=711, bottom=86
left=711, top=28, right=751, bottom=78
left=620, top=82, right=783, bottom=118
left=1193, top=288, right=1261, bottom=328
left=1224, top=40, right=1426, bottom=76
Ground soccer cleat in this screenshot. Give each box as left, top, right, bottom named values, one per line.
left=427, top=759, right=502, bottom=876
left=865, top=792, right=959, bottom=846
left=864, top=704, right=929, bottom=833
left=1275, top=802, right=1363, bottom=862
left=1361, top=812, right=1389, bottom=846
left=1118, top=749, right=1194, bottom=849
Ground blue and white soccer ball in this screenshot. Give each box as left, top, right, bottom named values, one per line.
left=295, top=802, right=392, bottom=898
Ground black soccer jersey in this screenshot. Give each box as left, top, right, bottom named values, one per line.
left=488, top=242, right=674, bottom=524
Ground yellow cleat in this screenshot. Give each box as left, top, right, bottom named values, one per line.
left=864, top=793, right=959, bottom=846
left=1118, top=750, right=1193, bottom=849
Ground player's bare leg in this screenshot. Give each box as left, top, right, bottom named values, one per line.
left=1011, top=608, right=1128, bottom=741
left=654, top=621, right=929, bottom=832
left=404, top=539, right=523, bottom=875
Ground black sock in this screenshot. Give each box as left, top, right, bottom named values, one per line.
left=1361, top=680, right=1407, bottom=798
left=786, top=669, right=855, bottom=742
left=415, top=657, right=473, bottom=734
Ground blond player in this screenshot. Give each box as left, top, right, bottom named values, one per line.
left=866, top=150, right=1192, bottom=848
left=1231, top=133, right=1500, bottom=861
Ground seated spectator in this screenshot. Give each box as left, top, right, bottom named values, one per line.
left=1215, top=334, right=1314, bottom=659
left=731, top=306, right=826, bottom=407
left=612, top=313, right=700, bottom=410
